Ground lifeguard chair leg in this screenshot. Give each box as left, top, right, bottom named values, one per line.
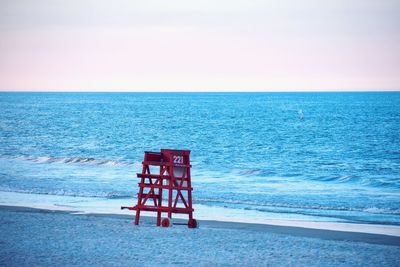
left=187, top=166, right=196, bottom=228
left=156, top=189, right=162, bottom=226
left=156, top=212, right=161, bottom=226
left=168, top=168, right=173, bottom=219
left=134, top=210, right=141, bottom=225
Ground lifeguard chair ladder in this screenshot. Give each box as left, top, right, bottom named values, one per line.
left=122, top=149, right=197, bottom=228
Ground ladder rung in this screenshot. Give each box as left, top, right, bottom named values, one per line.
left=136, top=173, right=190, bottom=181
left=138, top=183, right=192, bottom=191
left=142, top=161, right=192, bottom=168
left=133, top=205, right=194, bottom=213
left=137, top=173, right=169, bottom=179
left=138, top=193, right=160, bottom=198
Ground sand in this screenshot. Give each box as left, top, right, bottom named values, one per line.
left=0, top=205, right=399, bottom=266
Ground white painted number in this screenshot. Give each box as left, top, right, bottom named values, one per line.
left=173, top=156, right=184, bottom=165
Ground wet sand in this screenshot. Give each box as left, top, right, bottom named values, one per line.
left=0, top=205, right=399, bottom=266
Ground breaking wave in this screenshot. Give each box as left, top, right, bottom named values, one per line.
left=0, top=186, right=131, bottom=199
left=196, top=198, right=400, bottom=215
left=2, top=186, right=399, bottom=217
left=228, top=168, right=400, bottom=189
left=2, top=155, right=137, bottom=167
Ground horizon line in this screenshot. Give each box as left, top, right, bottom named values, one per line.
left=0, top=89, right=399, bottom=93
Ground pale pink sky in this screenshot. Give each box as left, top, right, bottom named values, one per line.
left=0, top=0, right=399, bottom=92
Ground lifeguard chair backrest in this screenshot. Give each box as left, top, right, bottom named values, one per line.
left=144, top=151, right=162, bottom=163
left=161, top=149, right=190, bottom=178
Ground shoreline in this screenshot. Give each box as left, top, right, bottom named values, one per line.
left=1, top=190, right=400, bottom=237
left=2, top=205, right=400, bottom=266
left=1, top=205, right=399, bottom=246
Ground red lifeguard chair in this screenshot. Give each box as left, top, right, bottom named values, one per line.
left=122, top=149, right=197, bottom=228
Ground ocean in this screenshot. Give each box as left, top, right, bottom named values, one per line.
left=0, top=92, right=399, bottom=225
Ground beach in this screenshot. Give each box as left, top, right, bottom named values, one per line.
left=1, top=93, right=400, bottom=266
left=1, top=0, right=400, bottom=265
left=1, top=205, right=399, bottom=267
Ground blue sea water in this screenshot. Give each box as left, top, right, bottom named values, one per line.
left=0, top=92, right=399, bottom=225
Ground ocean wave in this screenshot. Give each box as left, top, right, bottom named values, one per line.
left=0, top=187, right=132, bottom=199
left=228, top=168, right=400, bottom=189
left=2, top=155, right=137, bottom=167
left=230, top=168, right=276, bottom=176
left=196, top=197, right=400, bottom=215
left=1, top=186, right=399, bottom=218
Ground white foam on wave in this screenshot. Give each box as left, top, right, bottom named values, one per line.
left=363, top=207, right=400, bottom=215
left=1, top=191, right=399, bottom=237
left=0, top=186, right=131, bottom=199
left=196, top=197, right=400, bottom=215
left=3, top=155, right=137, bottom=167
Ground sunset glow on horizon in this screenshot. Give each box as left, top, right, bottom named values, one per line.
left=0, top=0, right=399, bottom=92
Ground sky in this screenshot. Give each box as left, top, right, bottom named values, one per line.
left=0, top=0, right=399, bottom=92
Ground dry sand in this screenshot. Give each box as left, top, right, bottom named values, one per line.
left=0, top=205, right=399, bottom=266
